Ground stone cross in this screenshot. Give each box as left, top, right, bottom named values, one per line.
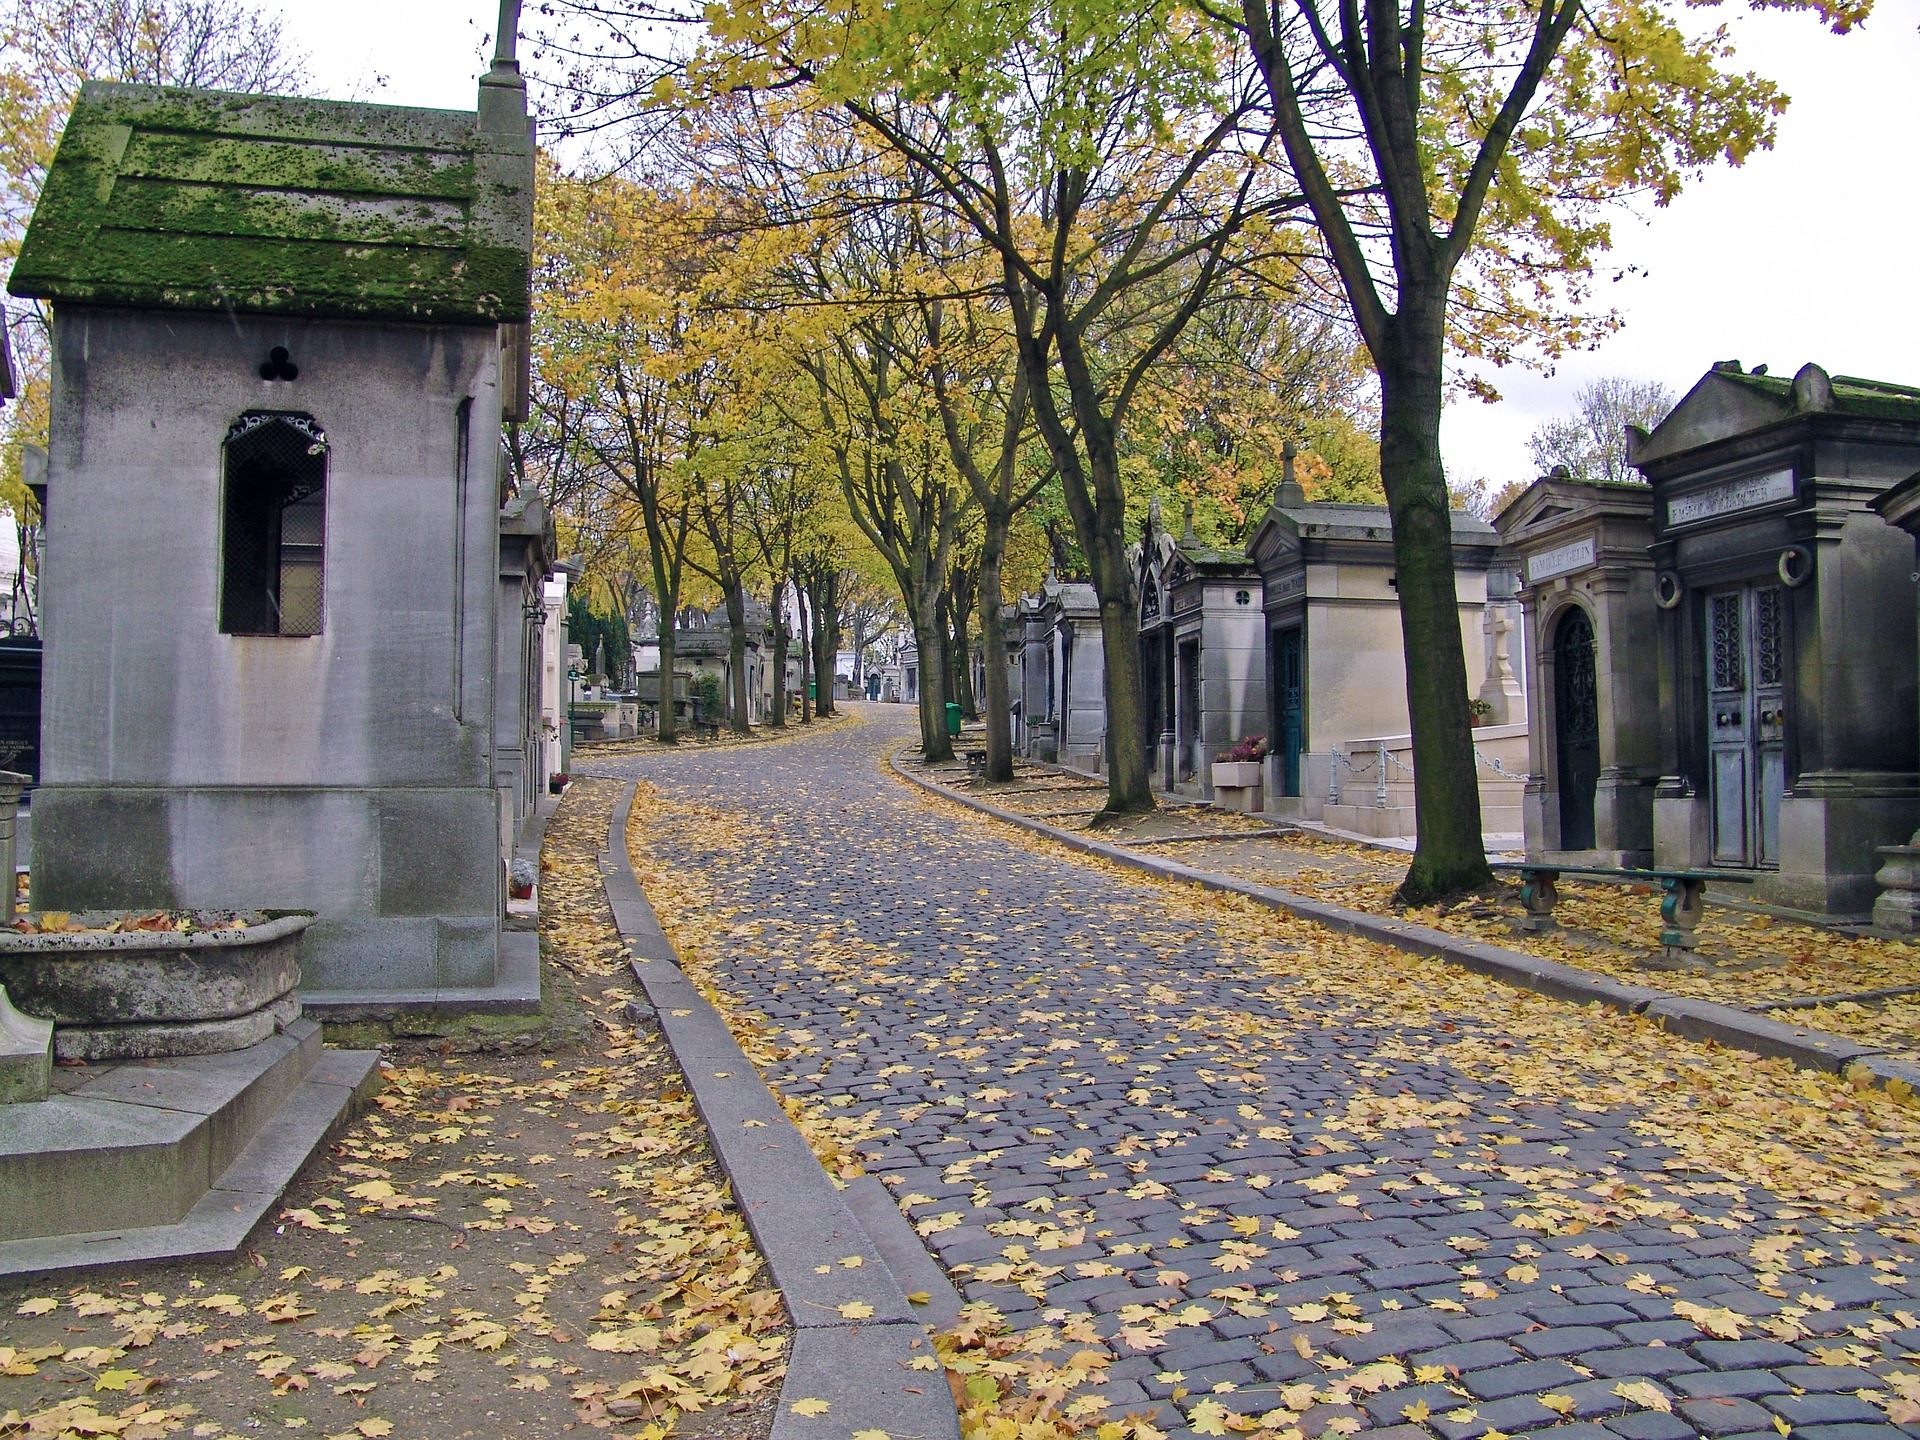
left=1276, top=440, right=1306, bottom=507
left=1477, top=600, right=1523, bottom=724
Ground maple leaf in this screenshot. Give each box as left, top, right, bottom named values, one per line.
left=789, top=1397, right=831, bottom=1417
left=1189, top=1399, right=1232, bottom=1436
left=1674, top=1301, right=1745, bottom=1339
left=1614, top=1382, right=1672, bottom=1413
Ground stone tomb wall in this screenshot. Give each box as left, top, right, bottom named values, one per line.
left=32, top=306, right=509, bottom=995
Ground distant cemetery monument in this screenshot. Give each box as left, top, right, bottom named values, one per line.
left=7, top=13, right=546, bottom=1010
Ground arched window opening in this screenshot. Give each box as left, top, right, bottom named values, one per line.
left=221, top=412, right=327, bottom=636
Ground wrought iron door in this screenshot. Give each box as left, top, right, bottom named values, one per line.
left=1706, top=584, right=1787, bottom=867
left=1276, top=627, right=1304, bottom=796
left=1553, top=607, right=1600, bottom=851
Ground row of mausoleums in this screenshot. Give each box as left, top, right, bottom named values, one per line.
left=1012, top=477, right=1529, bottom=840
left=1007, top=361, right=1920, bottom=924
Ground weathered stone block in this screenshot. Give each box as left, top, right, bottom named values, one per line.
left=0, top=985, right=51, bottom=1103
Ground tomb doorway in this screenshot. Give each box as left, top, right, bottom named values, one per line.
left=1176, top=636, right=1200, bottom=781
left=1274, top=625, right=1304, bottom=796
left=1706, top=583, right=1787, bottom=868
left=1553, top=606, right=1600, bottom=851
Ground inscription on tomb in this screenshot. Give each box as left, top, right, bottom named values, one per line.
left=1525, top=536, right=1596, bottom=585
left=1666, top=468, right=1795, bottom=527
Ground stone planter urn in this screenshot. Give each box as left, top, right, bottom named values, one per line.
left=1211, top=761, right=1265, bottom=790
left=0, top=911, right=310, bottom=1061
left=1211, top=760, right=1265, bottom=814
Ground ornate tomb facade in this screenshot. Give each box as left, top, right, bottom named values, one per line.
left=1016, top=576, right=1105, bottom=769
left=1135, top=503, right=1267, bottom=797
left=1494, top=475, right=1661, bottom=866
left=1629, top=362, right=1920, bottom=914
left=1247, top=482, right=1515, bottom=829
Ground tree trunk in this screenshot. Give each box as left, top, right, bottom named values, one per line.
left=656, top=625, right=679, bottom=744
left=948, top=588, right=976, bottom=720
left=1379, top=322, right=1491, bottom=902
left=722, top=578, right=751, bottom=734
left=915, top=593, right=953, bottom=763
left=1080, top=465, right=1152, bottom=816
left=978, top=506, right=1015, bottom=782
left=797, top=582, right=813, bottom=723
left=767, top=580, right=788, bottom=729
left=812, top=573, right=837, bottom=718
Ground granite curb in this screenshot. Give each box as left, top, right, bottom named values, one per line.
left=599, top=779, right=962, bottom=1439
left=890, top=751, right=1909, bottom=1090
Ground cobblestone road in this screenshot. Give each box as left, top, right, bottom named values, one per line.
left=582, top=707, right=1920, bottom=1440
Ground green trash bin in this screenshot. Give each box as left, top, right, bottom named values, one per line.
left=945, top=702, right=963, bottom=738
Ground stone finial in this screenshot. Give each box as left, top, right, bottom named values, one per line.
left=1623, top=424, right=1650, bottom=466
left=1276, top=439, right=1307, bottom=507
left=1148, top=495, right=1161, bottom=535
left=1792, top=362, right=1835, bottom=413
left=0, top=983, right=53, bottom=1104
left=479, top=0, right=529, bottom=138
left=1181, top=499, right=1196, bottom=543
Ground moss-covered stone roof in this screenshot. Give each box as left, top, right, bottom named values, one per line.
left=1719, top=368, right=1920, bottom=424
left=9, top=81, right=533, bottom=324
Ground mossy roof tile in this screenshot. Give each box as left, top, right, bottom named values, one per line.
left=9, top=81, right=532, bottom=324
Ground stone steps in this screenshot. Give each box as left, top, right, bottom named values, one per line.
left=0, top=1019, right=379, bottom=1277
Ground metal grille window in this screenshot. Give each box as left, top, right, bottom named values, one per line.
left=220, top=412, right=327, bottom=636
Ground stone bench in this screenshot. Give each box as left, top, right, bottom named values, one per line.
left=1491, top=862, right=1755, bottom=959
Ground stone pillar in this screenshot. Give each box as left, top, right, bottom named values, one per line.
left=1871, top=472, right=1920, bottom=930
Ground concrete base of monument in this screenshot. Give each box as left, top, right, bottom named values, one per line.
left=0, top=1018, right=379, bottom=1277
left=296, top=929, right=542, bottom=1019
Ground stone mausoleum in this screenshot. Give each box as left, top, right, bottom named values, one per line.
left=1247, top=478, right=1514, bottom=828
left=9, top=52, right=541, bottom=1007
left=1135, top=502, right=1267, bottom=797
left=1633, top=363, right=1920, bottom=916
left=1495, top=473, right=1660, bottom=866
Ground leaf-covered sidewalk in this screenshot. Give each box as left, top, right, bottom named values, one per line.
left=955, top=759, right=1920, bottom=1063
left=0, top=779, right=786, bottom=1440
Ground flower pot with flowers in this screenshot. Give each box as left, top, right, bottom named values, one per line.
left=1211, top=736, right=1270, bottom=794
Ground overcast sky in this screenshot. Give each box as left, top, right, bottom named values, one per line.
left=276, top=1, right=1919, bottom=486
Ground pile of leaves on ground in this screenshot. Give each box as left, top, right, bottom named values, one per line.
left=6, top=909, right=255, bottom=935
left=0, top=778, right=786, bottom=1440
left=1176, top=831, right=1920, bottom=1057
left=622, top=740, right=1920, bottom=1439
left=941, top=759, right=1920, bottom=1059
left=580, top=708, right=858, bottom=759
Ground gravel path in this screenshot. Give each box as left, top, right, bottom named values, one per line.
left=581, top=705, right=1920, bottom=1440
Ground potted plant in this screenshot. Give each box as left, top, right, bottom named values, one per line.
left=1211, top=735, right=1270, bottom=791
left=549, top=772, right=569, bottom=794
left=1469, top=698, right=1494, bottom=728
